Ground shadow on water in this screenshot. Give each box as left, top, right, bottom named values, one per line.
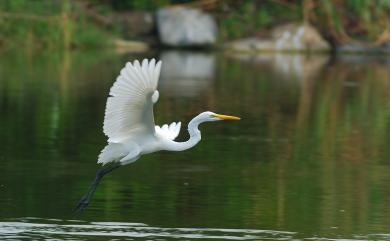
left=0, top=49, right=389, bottom=240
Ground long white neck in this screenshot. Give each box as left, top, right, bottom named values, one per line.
left=165, top=116, right=202, bottom=152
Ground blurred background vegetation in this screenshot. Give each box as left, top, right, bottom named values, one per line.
left=0, top=0, right=389, bottom=50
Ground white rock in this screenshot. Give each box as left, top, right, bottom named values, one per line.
left=157, top=7, right=217, bottom=47
left=226, top=23, right=330, bottom=52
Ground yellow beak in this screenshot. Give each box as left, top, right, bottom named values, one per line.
left=213, top=113, right=241, bottom=120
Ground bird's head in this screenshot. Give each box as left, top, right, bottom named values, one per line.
left=197, top=111, right=241, bottom=122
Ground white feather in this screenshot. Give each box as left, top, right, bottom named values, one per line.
left=103, top=59, right=162, bottom=143
left=155, top=122, right=182, bottom=140
left=98, top=143, right=127, bottom=165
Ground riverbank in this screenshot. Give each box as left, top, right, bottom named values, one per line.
left=0, top=0, right=389, bottom=54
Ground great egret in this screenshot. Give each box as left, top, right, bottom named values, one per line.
left=74, top=59, right=240, bottom=213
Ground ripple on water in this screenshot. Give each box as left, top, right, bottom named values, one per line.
left=0, top=218, right=389, bottom=241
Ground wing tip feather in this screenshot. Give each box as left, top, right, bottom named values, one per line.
left=103, top=58, right=163, bottom=141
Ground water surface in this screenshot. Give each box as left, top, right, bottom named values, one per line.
left=0, top=50, right=389, bottom=240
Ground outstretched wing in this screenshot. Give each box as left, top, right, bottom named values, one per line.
left=155, top=122, right=182, bottom=140
left=103, top=59, right=162, bottom=143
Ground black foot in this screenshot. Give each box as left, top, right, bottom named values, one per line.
left=73, top=163, right=121, bottom=216
left=73, top=194, right=91, bottom=215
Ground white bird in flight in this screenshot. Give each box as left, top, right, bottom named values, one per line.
left=74, top=59, right=240, bottom=213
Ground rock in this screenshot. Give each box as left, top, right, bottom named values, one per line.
left=336, top=42, right=390, bottom=54
left=381, top=41, right=390, bottom=52
left=272, top=23, right=330, bottom=51
left=225, top=23, right=330, bottom=53
left=157, top=7, right=217, bottom=47
left=336, top=43, right=367, bottom=53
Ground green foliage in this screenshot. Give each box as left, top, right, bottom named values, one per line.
left=255, top=8, right=272, bottom=27
left=0, top=0, right=388, bottom=48
left=218, top=0, right=389, bottom=42
left=0, top=0, right=112, bottom=49
left=93, top=0, right=186, bottom=11
left=219, top=0, right=302, bottom=41
left=130, top=0, right=171, bottom=10
left=72, top=25, right=109, bottom=48
left=315, top=0, right=390, bottom=42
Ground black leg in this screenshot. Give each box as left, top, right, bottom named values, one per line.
left=73, top=162, right=121, bottom=215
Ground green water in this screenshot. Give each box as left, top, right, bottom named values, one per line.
left=0, top=50, right=389, bottom=240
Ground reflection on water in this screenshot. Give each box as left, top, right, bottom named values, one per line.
left=0, top=49, right=389, bottom=240
left=159, top=51, right=215, bottom=97
left=226, top=53, right=329, bottom=80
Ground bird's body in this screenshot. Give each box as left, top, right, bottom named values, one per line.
left=74, top=59, right=239, bottom=213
